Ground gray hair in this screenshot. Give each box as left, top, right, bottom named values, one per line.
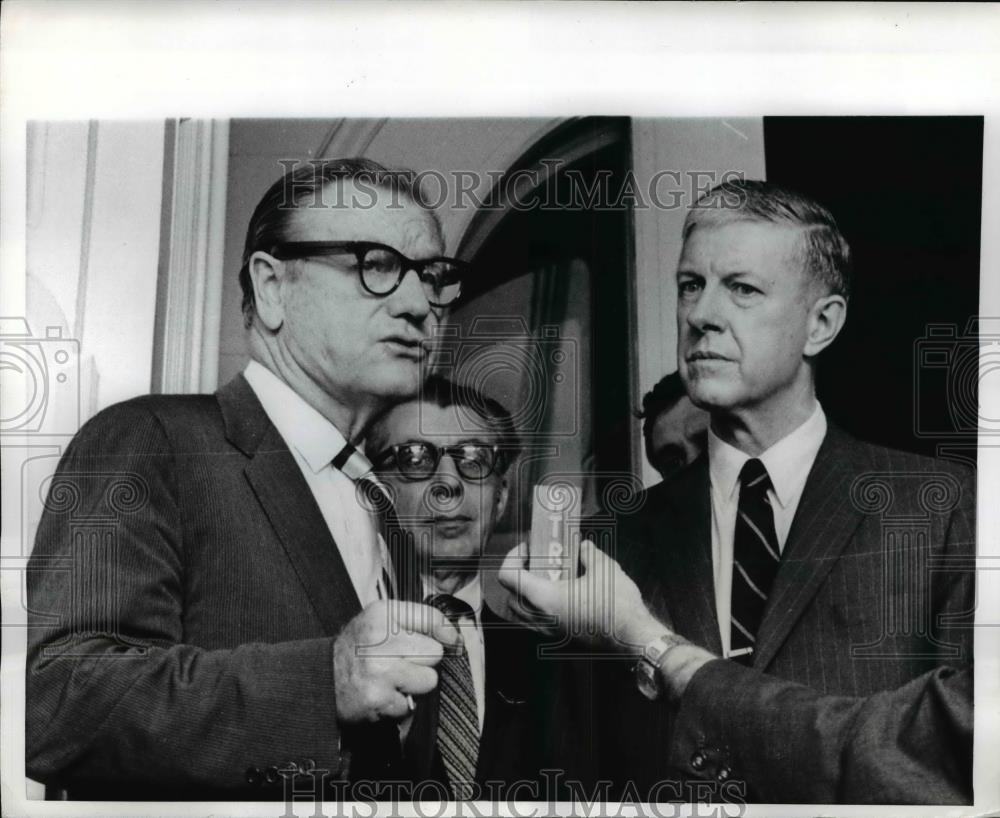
left=684, top=179, right=852, bottom=299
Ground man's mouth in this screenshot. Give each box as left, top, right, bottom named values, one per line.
left=686, top=350, right=731, bottom=362
left=431, top=515, right=473, bottom=535
left=383, top=337, right=427, bottom=359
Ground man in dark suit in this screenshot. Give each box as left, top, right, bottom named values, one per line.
left=25, top=158, right=470, bottom=800
left=501, top=179, right=974, bottom=804
left=367, top=375, right=565, bottom=800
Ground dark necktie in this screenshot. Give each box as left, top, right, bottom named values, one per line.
left=425, top=593, right=480, bottom=798
left=730, top=458, right=781, bottom=665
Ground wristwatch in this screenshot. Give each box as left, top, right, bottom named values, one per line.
left=635, top=633, right=682, bottom=701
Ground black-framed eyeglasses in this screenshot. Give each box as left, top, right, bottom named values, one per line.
left=269, top=241, right=466, bottom=307
left=374, top=441, right=503, bottom=482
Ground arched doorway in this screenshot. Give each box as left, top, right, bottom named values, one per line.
left=441, top=117, right=638, bottom=553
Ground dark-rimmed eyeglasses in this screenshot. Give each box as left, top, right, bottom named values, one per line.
left=269, top=241, right=466, bottom=307
left=374, top=441, right=503, bottom=482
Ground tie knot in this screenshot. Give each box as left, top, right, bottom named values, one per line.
left=739, top=458, right=771, bottom=492
left=425, top=593, right=476, bottom=623
left=332, top=442, right=375, bottom=482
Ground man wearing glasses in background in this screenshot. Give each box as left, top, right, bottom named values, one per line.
left=367, top=375, right=569, bottom=800
left=27, top=159, right=471, bottom=800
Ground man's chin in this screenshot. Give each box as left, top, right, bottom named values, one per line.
left=686, top=389, right=744, bottom=417
left=368, top=365, right=426, bottom=401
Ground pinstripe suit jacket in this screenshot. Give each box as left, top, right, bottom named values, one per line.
left=25, top=375, right=407, bottom=800
left=600, top=424, right=974, bottom=804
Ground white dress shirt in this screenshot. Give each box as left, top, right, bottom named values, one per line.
left=244, top=361, right=385, bottom=607
left=709, top=401, right=827, bottom=657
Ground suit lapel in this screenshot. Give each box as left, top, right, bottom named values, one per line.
left=650, top=459, right=723, bottom=655
left=754, top=425, right=868, bottom=669
left=475, top=606, right=524, bottom=779
left=217, top=375, right=362, bottom=635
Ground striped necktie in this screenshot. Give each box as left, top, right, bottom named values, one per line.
left=425, top=593, right=480, bottom=799
left=730, top=458, right=781, bottom=665
left=331, top=442, right=399, bottom=599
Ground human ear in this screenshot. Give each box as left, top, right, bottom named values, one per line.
left=247, top=251, right=288, bottom=332
left=495, top=479, right=510, bottom=519
left=804, top=294, right=847, bottom=357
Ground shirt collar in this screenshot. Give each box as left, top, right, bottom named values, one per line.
left=709, top=402, right=827, bottom=508
left=422, top=574, right=483, bottom=623
left=243, top=360, right=350, bottom=473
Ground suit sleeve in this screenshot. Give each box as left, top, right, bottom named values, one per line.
left=665, top=467, right=976, bottom=805
left=25, top=402, right=345, bottom=794
left=668, top=660, right=972, bottom=804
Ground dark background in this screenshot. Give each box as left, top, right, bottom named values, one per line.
left=764, top=117, right=983, bottom=465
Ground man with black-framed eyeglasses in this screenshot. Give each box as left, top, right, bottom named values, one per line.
left=27, top=158, right=472, bottom=801
left=365, top=374, right=570, bottom=799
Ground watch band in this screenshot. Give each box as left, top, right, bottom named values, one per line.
left=635, top=632, right=685, bottom=701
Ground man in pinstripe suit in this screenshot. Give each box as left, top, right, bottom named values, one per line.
left=502, top=180, right=974, bottom=804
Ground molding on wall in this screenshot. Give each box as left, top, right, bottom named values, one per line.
left=155, top=119, right=229, bottom=394
left=316, top=118, right=389, bottom=160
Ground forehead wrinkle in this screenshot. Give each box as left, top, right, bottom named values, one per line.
left=685, top=222, right=808, bottom=285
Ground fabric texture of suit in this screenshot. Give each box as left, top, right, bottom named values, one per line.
left=27, top=376, right=417, bottom=799
left=595, top=424, right=975, bottom=804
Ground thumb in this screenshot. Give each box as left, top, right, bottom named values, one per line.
left=392, top=601, right=460, bottom=647
left=577, top=538, right=601, bottom=575
left=497, top=542, right=529, bottom=592
left=498, top=542, right=557, bottom=613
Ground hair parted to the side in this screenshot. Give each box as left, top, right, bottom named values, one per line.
left=369, top=374, right=521, bottom=477
left=637, top=370, right=687, bottom=444
left=239, top=157, right=443, bottom=328
left=684, top=179, right=852, bottom=300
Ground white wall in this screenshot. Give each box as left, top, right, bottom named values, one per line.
left=5, top=119, right=166, bottom=799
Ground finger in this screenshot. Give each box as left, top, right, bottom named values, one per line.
left=391, top=601, right=460, bottom=647
left=393, top=632, right=447, bottom=666
left=577, top=538, right=600, bottom=574
left=499, top=556, right=560, bottom=618
left=360, top=629, right=447, bottom=663
left=378, top=689, right=419, bottom=722
left=392, top=662, right=439, bottom=697
left=497, top=542, right=530, bottom=592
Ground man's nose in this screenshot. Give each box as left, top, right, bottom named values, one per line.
left=388, top=268, right=433, bottom=322
left=426, top=455, right=464, bottom=507
left=685, top=283, right=725, bottom=333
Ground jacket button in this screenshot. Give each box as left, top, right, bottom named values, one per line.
left=691, top=752, right=706, bottom=770
left=245, top=766, right=262, bottom=786
left=265, top=766, right=280, bottom=784
left=717, top=765, right=732, bottom=782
